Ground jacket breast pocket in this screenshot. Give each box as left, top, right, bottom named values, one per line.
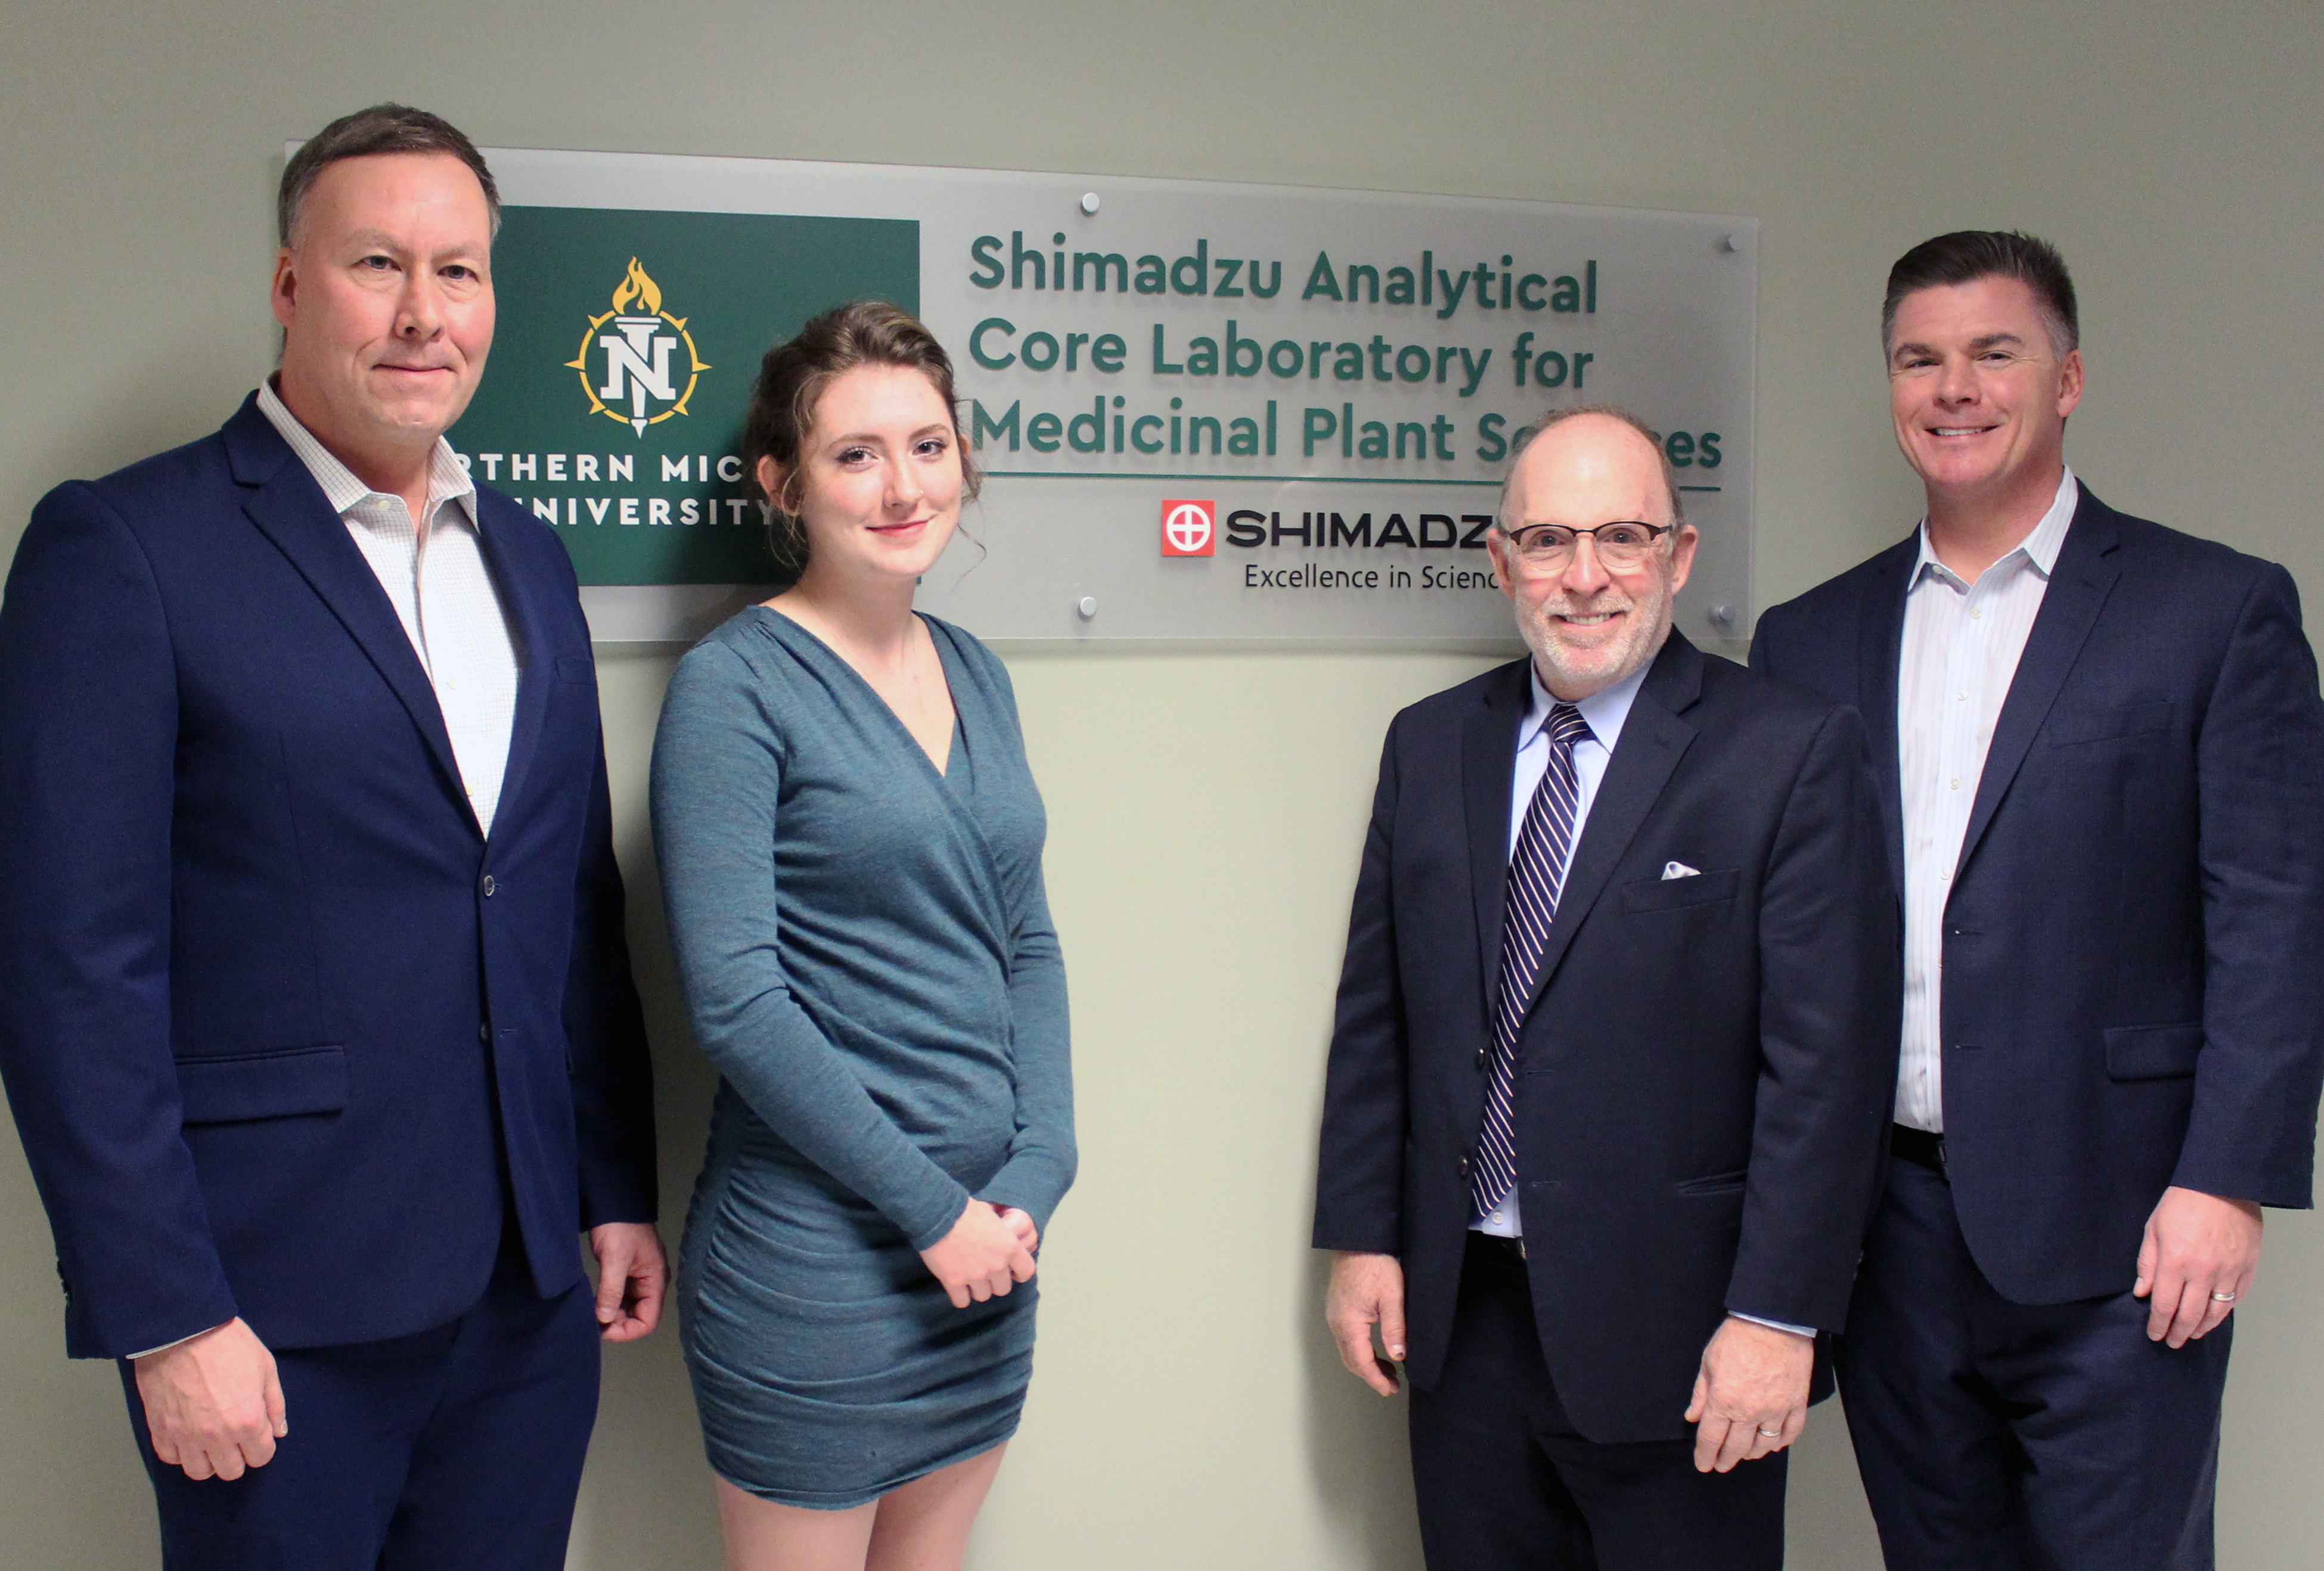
left=177, top=1046, right=348, bottom=1125
left=2048, top=700, right=2171, bottom=749
left=2104, top=1023, right=2202, bottom=1081
left=1619, top=868, right=1740, bottom=914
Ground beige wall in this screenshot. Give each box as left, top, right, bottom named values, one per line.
left=3, top=3, right=2320, bottom=1566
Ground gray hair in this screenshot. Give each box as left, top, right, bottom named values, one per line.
left=279, top=104, right=499, bottom=248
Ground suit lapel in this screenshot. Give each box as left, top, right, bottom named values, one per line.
left=1463, top=660, right=1530, bottom=1006
left=1956, top=490, right=2123, bottom=875
left=1524, top=635, right=1702, bottom=1008
left=474, top=499, right=550, bottom=840
left=1857, top=537, right=1916, bottom=896
left=224, top=400, right=468, bottom=822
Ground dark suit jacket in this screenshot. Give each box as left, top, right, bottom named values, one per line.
left=0, top=394, right=659, bottom=1360
left=1312, top=633, right=1898, bottom=1444
left=1752, top=485, right=2324, bottom=1304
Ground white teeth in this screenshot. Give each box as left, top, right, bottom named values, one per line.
left=1932, top=427, right=1988, bottom=436
left=1563, top=613, right=1615, bottom=625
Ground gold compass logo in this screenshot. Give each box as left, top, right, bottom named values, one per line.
left=566, top=258, right=710, bottom=436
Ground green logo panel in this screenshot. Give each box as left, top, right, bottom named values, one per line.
left=451, top=207, right=919, bottom=585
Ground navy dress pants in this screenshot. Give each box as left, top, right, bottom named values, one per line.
left=1408, top=1232, right=1788, bottom=1571
left=122, top=1232, right=601, bottom=1571
left=1840, top=1156, right=2230, bottom=1571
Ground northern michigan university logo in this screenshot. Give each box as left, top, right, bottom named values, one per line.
left=566, top=258, right=710, bottom=436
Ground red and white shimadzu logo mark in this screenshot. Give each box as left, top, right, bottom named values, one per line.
left=1161, top=498, right=1217, bottom=556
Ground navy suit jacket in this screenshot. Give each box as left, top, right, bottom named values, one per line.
left=0, top=394, right=659, bottom=1360
left=1752, top=485, right=2324, bottom=1304
left=1313, top=634, right=1898, bottom=1444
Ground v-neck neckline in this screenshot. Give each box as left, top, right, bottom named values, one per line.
left=753, top=605, right=964, bottom=781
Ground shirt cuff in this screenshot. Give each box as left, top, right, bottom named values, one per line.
left=127, top=1321, right=231, bottom=1361
left=1730, top=1311, right=1816, bottom=1339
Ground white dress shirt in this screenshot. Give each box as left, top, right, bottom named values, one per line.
left=1894, top=466, right=2079, bottom=1132
left=1473, top=657, right=1648, bottom=1240
left=258, top=381, right=522, bottom=836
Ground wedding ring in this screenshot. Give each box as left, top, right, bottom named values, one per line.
left=2211, top=1290, right=2238, bottom=1303
left=1756, top=1426, right=1783, bottom=1436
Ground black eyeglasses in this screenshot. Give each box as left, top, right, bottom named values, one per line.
left=1497, top=521, right=1674, bottom=570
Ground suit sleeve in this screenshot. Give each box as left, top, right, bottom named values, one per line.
left=2172, top=564, right=2324, bottom=1207
left=563, top=731, right=660, bottom=1230
left=0, top=484, right=240, bottom=1358
left=1312, top=717, right=1412, bottom=1255
left=1725, top=704, right=1901, bottom=1331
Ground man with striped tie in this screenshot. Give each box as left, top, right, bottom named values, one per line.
left=1313, top=405, right=1898, bottom=1570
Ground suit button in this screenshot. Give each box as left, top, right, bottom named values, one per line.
left=481, top=874, right=497, bottom=896
left=1476, top=1047, right=1490, bottom=1070
left=1457, top=1156, right=1472, bottom=1179
left=479, top=1022, right=491, bottom=1043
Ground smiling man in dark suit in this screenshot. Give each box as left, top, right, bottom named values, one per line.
left=0, top=105, right=662, bottom=1570
left=1313, top=405, right=1897, bottom=1570
left=1752, top=230, right=2324, bottom=1570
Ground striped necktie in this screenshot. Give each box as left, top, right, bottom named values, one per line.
left=1473, top=702, right=1594, bottom=1222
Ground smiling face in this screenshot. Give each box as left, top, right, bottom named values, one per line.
left=271, top=151, right=494, bottom=492
left=1886, top=274, right=2083, bottom=524
left=761, top=364, right=965, bottom=587
left=1489, top=413, right=1696, bottom=701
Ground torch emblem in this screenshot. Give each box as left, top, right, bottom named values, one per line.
left=566, top=258, right=711, bottom=436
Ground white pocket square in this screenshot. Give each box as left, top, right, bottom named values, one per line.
left=1661, top=861, right=1702, bottom=880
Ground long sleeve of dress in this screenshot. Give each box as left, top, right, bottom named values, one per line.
left=975, top=870, right=1076, bottom=1231
left=652, top=640, right=970, bottom=1252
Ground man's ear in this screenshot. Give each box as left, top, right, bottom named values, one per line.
left=270, top=248, right=298, bottom=330
left=1665, top=524, right=1701, bottom=595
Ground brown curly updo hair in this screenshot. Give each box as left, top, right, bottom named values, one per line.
left=740, top=300, right=982, bottom=573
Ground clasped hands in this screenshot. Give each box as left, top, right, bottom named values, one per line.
left=919, top=1200, right=1039, bottom=1308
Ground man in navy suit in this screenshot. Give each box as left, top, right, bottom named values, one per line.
left=1752, top=230, right=2324, bottom=1569
left=1314, top=406, right=1897, bottom=1570
left=0, top=105, right=663, bottom=1569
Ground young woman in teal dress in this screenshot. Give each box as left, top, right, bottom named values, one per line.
left=650, top=302, right=1074, bottom=1570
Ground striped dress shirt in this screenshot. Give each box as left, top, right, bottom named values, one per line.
left=258, top=381, right=522, bottom=836
left=1894, top=465, right=2079, bottom=1132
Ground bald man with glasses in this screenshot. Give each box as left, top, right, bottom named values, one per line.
left=1313, top=405, right=1897, bottom=1571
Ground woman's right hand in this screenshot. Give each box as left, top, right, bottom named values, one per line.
left=919, top=1201, right=1037, bottom=1308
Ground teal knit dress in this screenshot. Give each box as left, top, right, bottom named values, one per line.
left=650, top=607, right=1075, bottom=1508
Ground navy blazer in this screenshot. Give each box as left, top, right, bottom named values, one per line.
left=1313, top=634, right=1898, bottom=1444
left=1752, top=485, right=2324, bottom=1304
left=0, top=394, right=658, bottom=1360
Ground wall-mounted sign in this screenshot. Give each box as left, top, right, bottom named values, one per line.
left=454, top=150, right=1757, bottom=642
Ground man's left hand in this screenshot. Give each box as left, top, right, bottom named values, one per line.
left=1684, top=1315, right=1813, bottom=1473
left=588, top=1222, right=668, bottom=1342
left=2135, top=1185, right=2261, bottom=1348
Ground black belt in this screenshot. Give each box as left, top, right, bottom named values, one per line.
left=1467, top=1231, right=1528, bottom=1265
left=1891, top=1123, right=1947, bottom=1176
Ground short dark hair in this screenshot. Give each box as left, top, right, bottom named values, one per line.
left=1500, top=403, right=1685, bottom=529
left=742, top=300, right=982, bottom=573
left=1882, top=230, right=2078, bottom=356
left=278, top=104, right=499, bottom=248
